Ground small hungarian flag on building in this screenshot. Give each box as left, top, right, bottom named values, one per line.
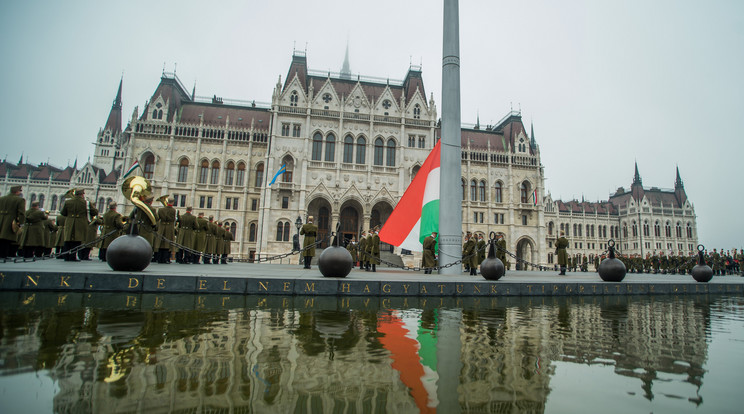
left=122, top=160, right=140, bottom=179
left=379, top=141, right=440, bottom=252
left=533, top=189, right=538, bottom=206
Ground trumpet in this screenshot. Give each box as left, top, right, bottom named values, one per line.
left=121, top=176, right=157, bottom=225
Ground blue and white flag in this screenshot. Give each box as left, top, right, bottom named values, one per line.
left=268, top=164, right=286, bottom=186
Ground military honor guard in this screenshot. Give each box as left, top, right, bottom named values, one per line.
left=155, top=197, right=176, bottom=263
left=496, top=234, right=507, bottom=270
left=477, top=234, right=486, bottom=267
left=214, top=222, right=225, bottom=264
left=300, top=216, right=317, bottom=269
left=176, top=207, right=196, bottom=263
left=222, top=226, right=234, bottom=264
left=462, top=232, right=477, bottom=275
left=346, top=236, right=358, bottom=268
left=0, top=185, right=25, bottom=261
left=54, top=212, right=66, bottom=258
left=368, top=227, right=381, bottom=272
left=60, top=188, right=98, bottom=261
left=100, top=201, right=125, bottom=261
left=80, top=215, right=103, bottom=260
left=193, top=212, right=208, bottom=264
left=43, top=214, right=57, bottom=257
left=555, top=231, right=569, bottom=275
left=358, top=231, right=368, bottom=270
left=422, top=231, right=438, bottom=274
left=19, top=201, right=47, bottom=258
left=205, top=215, right=217, bottom=264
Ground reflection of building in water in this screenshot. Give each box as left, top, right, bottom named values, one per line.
left=0, top=296, right=712, bottom=412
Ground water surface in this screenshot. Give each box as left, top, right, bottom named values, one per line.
left=0, top=292, right=742, bottom=413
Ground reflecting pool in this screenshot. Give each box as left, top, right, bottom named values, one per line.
left=1, top=292, right=743, bottom=413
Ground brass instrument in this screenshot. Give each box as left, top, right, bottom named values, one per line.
left=121, top=176, right=157, bottom=225
left=157, top=195, right=169, bottom=208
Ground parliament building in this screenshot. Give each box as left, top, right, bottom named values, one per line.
left=0, top=50, right=698, bottom=266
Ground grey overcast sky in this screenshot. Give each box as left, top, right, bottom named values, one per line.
left=1, top=0, right=742, bottom=249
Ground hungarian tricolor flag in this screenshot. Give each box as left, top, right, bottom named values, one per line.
left=122, top=160, right=140, bottom=179
left=379, top=141, right=440, bottom=252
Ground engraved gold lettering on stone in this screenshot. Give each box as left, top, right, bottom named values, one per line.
left=382, top=284, right=391, bottom=293
left=304, top=282, right=315, bottom=292
left=259, top=281, right=269, bottom=291
left=420, top=285, right=428, bottom=294
left=473, top=285, right=481, bottom=294
left=59, top=276, right=71, bottom=287
left=341, top=283, right=351, bottom=293
left=222, top=280, right=231, bottom=291
left=403, top=284, right=411, bottom=294
left=283, top=282, right=291, bottom=291
left=128, top=278, right=139, bottom=289
left=25, top=275, right=39, bottom=287
left=491, top=285, right=498, bottom=294
left=156, top=278, right=165, bottom=289
left=438, top=284, right=445, bottom=294
left=456, top=284, right=464, bottom=294
left=363, top=284, right=371, bottom=293
left=198, top=280, right=208, bottom=290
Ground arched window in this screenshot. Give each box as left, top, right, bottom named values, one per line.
left=386, top=139, right=396, bottom=166
left=283, top=221, right=290, bottom=241
left=224, top=161, right=235, bottom=185
left=143, top=153, right=155, bottom=179
left=665, top=221, right=672, bottom=237
left=276, top=222, right=284, bottom=241
left=325, top=134, right=336, bottom=162
left=565, top=223, right=570, bottom=237
left=38, top=194, right=45, bottom=209
left=51, top=195, right=58, bottom=211
left=413, top=104, right=421, bottom=119
left=230, top=222, right=237, bottom=236
left=478, top=180, right=486, bottom=202
left=199, top=159, right=209, bottom=184
left=374, top=138, right=384, bottom=166
left=632, top=221, right=637, bottom=237
left=30, top=193, right=36, bottom=203
left=254, top=163, right=264, bottom=187
left=520, top=181, right=530, bottom=204
left=675, top=222, right=682, bottom=238
left=343, top=135, right=354, bottom=163
left=411, top=165, right=420, bottom=181
left=249, top=223, right=256, bottom=242
left=461, top=178, right=466, bottom=201
left=548, top=222, right=554, bottom=236
left=494, top=181, right=503, bottom=203
left=177, top=158, right=189, bottom=183
left=97, top=197, right=105, bottom=212
left=654, top=221, right=661, bottom=237
left=312, top=132, right=323, bottom=160
left=236, top=162, right=246, bottom=185
left=281, top=155, right=294, bottom=182
left=470, top=179, right=477, bottom=201
left=290, top=90, right=299, bottom=107
left=643, top=220, right=649, bottom=237
left=623, top=223, right=628, bottom=238
left=356, top=137, right=366, bottom=164
left=686, top=222, right=692, bottom=238
left=610, top=225, right=615, bottom=238
left=106, top=198, right=112, bottom=208
left=210, top=160, right=220, bottom=185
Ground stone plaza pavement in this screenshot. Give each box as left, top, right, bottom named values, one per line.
left=1, top=259, right=743, bottom=297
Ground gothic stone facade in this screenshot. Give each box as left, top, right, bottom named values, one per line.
left=2, top=51, right=697, bottom=265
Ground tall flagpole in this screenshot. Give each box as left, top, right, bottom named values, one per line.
left=439, top=0, right=463, bottom=276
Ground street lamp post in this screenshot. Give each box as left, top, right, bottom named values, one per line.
left=295, top=216, right=303, bottom=266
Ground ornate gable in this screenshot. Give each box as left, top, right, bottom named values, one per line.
left=343, top=82, right=371, bottom=112
left=374, top=86, right=400, bottom=116
left=280, top=75, right=308, bottom=107
left=314, top=78, right=341, bottom=110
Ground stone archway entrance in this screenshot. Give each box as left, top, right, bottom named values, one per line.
left=307, top=197, right=333, bottom=249
left=340, top=206, right=359, bottom=244
left=515, top=238, right=535, bottom=271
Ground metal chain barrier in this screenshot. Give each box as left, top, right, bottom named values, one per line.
left=7, top=228, right=120, bottom=264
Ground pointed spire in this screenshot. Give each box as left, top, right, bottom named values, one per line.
left=530, top=121, right=537, bottom=148
left=18, top=153, right=23, bottom=165
left=633, top=161, right=642, bottom=185
left=73, top=158, right=78, bottom=170
left=675, top=165, right=684, bottom=189
left=475, top=111, right=480, bottom=129
left=340, top=41, right=351, bottom=79
left=113, top=77, right=123, bottom=110
left=192, top=81, right=196, bottom=101
left=104, top=78, right=123, bottom=135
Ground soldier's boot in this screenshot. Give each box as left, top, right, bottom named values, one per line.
left=559, top=267, right=566, bottom=276
left=221, top=254, right=227, bottom=264
left=372, top=264, right=376, bottom=272
left=470, top=267, right=477, bottom=276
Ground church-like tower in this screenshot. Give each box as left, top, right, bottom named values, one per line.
left=93, top=78, right=125, bottom=174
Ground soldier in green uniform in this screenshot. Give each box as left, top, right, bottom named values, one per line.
left=369, top=226, right=381, bottom=272
left=54, top=213, right=66, bottom=258
left=365, top=230, right=374, bottom=271
left=346, top=236, right=358, bottom=268
left=581, top=254, right=588, bottom=272
left=462, top=232, right=477, bottom=275
left=476, top=234, right=486, bottom=267
left=222, top=226, right=233, bottom=264
left=80, top=215, right=103, bottom=260
left=43, top=214, right=57, bottom=257
left=176, top=207, right=196, bottom=264
left=61, top=189, right=98, bottom=261
left=100, top=201, right=125, bottom=261
left=358, top=231, right=367, bottom=270
left=156, top=198, right=177, bottom=264
left=0, top=185, right=25, bottom=261
left=422, top=231, right=437, bottom=274
left=555, top=231, right=569, bottom=275
left=19, top=201, right=47, bottom=258
left=193, top=212, right=208, bottom=264
left=214, top=222, right=225, bottom=265
left=594, top=255, right=600, bottom=272
left=300, top=216, right=317, bottom=269
left=206, top=215, right=217, bottom=264
left=496, top=234, right=507, bottom=269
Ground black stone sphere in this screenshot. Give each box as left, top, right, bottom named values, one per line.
left=691, top=264, right=713, bottom=283
left=598, top=258, right=626, bottom=282
left=480, top=257, right=505, bottom=281
left=106, top=235, right=153, bottom=272
left=318, top=246, right=353, bottom=278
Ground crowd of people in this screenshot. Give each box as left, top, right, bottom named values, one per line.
left=0, top=185, right=234, bottom=264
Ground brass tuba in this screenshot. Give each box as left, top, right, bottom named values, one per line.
left=121, top=176, right=157, bottom=225
left=157, top=194, right=170, bottom=208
